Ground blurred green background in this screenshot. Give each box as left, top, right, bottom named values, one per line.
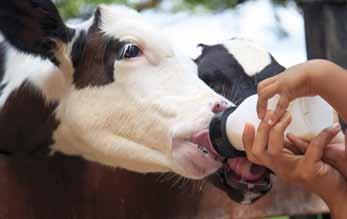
left=54, top=0, right=290, bottom=19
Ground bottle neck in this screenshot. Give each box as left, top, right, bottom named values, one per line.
left=209, top=106, right=246, bottom=158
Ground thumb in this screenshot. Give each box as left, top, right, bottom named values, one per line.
left=304, top=124, right=340, bottom=165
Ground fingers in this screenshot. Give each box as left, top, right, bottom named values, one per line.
left=257, top=78, right=277, bottom=119
left=257, top=81, right=290, bottom=123
left=287, top=133, right=309, bottom=154
left=243, top=123, right=255, bottom=151
left=251, top=111, right=273, bottom=164
left=258, top=76, right=277, bottom=88
left=243, top=112, right=274, bottom=166
left=304, top=124, right=340, bottom=165
left=267, top=112, right=292, bottom=156
left=243, top=123, right=256, bottom=162
left=323, top=143, right=345, bottom=164
left=270, top=95, right=290, bottom=125
left=284, top=141, right=303, bottom=155
left=324, top=143, right=347, bottom=178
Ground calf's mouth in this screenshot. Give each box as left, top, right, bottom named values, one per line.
left=216, top=157, right=272, bottom=204
left=192, top=128, right=272, bottom=204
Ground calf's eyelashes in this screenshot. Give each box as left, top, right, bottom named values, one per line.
left=117, top=42, right=143, bottom=60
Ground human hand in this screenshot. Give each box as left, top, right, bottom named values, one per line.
left=242, top=111, right=347, bottom=217
left=256, top=60, right=330, bottom=124
left=288, top=132, right=347, bottom=180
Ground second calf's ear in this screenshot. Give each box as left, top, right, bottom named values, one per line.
left=0, top=0, right=75, bottom=65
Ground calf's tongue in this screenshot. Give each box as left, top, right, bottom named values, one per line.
left=227, top=158, right=267, bottom=181
left=191, top=130, right=219, bottom=156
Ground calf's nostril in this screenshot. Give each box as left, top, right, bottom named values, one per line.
left=212, top=101, right=228, bottom=113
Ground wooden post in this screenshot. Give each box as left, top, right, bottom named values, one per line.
left=299, top=0, right=347, bottom=67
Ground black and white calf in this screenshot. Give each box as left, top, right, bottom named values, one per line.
left=195, top=39, right=286, bottom=204
left=0, top=1, right=229, bottom=179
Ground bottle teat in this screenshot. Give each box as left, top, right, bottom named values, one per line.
left=209, top=106, right=246, bottom=158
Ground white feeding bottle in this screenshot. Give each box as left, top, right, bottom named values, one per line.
left=209, top=94, right=334, bottom=158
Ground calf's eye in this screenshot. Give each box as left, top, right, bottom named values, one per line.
left=118, top=43, right=142, bottom=60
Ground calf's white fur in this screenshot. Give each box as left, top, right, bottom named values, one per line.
left=0, top=5, right=229, bottom=179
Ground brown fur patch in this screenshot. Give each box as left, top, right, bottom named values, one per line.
left=72, top=10, right=119, bottom=89
left=0, top=81, right=59, bottom=156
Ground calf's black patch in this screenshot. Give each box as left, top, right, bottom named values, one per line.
left=0, top=42, right=7, bottom=96
left=0, top=42, right=6, bottom=83
left=0, top=0, right=75, bottom=66
left=253, top=56, right=285, bottom=84
left=196, top=44, right=256, bottom=105
left=0, top=81, right=59, bottom=156
left=72, top=9, right=119, bottom=89
left=196, top=44, right=284, bottom=105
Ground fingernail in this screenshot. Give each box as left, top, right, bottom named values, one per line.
left=263, top=111, right=271, bottom=123
left=266, top=113, right=274, bottom=125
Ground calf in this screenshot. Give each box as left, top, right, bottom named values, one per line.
left=0, top=1, right=229, bottom=182
left=195, top=38, right=286, bottom=204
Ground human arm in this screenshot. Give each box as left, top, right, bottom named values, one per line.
left=256, top=59, right=347, bottom=124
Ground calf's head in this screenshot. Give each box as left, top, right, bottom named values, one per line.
left=0, top=1, right=229, bottom=179
left=195, top=39, right=285, bottom=105
left=196, top=39, right=285, bottom=204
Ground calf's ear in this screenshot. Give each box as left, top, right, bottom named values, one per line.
left=0, top=0, right=75, bottom=65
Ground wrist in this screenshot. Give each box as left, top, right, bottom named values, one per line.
left=307, top=59, right=344, bottom=96
left=328, top=201, right=346, bottom=219
left=305, top=59, right=331, bottom=96
left=322, top=188, right=347, bottom=219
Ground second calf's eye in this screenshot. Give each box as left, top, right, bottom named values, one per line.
left=118, top=43, right=142, bottom=60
